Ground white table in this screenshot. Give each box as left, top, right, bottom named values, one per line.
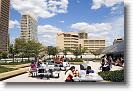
left=73, top=73, right=103, bottom=82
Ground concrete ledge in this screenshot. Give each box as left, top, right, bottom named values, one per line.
left=69, top=62, right=83, bottom=65
left=100, top=80, right=111, bottom=82
left=0, top=67, right=28, bottom=81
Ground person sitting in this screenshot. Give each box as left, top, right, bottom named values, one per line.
left=115, top=58, right=124, bottom=67
left=29, top=61, right=37, bottom=77
left=86, top=66, right=94, bottom=75
left=65, top=66, right=75, bottom=82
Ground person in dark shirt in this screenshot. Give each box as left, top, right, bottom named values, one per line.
left=86, top=66, right=94, bottom=74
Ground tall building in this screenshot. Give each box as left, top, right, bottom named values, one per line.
left=0, top=0, right=10, bottom=51
left=56, top=32, right=79, bottom=50
left=21, top=15, right=37, bottom=41
left=56, top=32, right=106, bottom=52
left=83, top=37, right=105, bottom=52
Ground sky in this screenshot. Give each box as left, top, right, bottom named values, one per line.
left=9, top=0, right=124, bottom=46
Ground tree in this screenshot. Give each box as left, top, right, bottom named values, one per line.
left=71, top=48, right=81, bottom=58
left=14, top=38, right=26, bottom=62
left=1, top=51, right=8, bottom=63
left=62, top=48, right=70, bottom=58
left=52, top=47, right=59, bottom=56
left=47, top=46, right=59, bottom=58
left=0, top=51, right=2, bottom=60
left=9, top=44, right=16, bottom=62
left=89, top=49, right=103, bottom=59
left=79, top=47, right=88, bottom=58
left=28, top=40, right=44, bottom=61
left=71, top=47, right=88, bottom=59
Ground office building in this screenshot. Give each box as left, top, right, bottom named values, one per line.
left=56, top=32, right=79, bottom=50
left=0, top=0, right=10, bottom=51
left=83, top=37, right=106, bottom=52
left=56, top=32, right=106, bottom=52
left=21, top=15, right=37, bottom=41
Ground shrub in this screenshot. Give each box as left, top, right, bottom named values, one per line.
left=68, top=58, right=83, bottom=62
left=0, top=60, right=31, bottom=65
left=0, top=66, right=16, bottom=73
left=98, top=70, right=124, bottom=82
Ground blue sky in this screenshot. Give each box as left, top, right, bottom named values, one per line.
left=9, top=0, right=124, bottom=46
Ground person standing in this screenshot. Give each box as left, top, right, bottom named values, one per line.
left=107, top=56, right=113, bottom=69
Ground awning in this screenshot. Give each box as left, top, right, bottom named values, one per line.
left=102, top=41, right=124, bottom=54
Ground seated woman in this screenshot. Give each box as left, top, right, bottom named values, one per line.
left=29, top=61, right=37, bottom=77
left=65, top=66, right=75, bottom=82
left=86, top=66, right=94, bottom=75
left=115, top=58, right=124, bottom=67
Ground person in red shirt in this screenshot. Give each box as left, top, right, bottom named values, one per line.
left=65, top=66, right=75, bottom=82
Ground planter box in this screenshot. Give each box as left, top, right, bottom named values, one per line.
left=0, top=67, right=28, bottom=81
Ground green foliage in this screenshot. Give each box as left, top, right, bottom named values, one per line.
left=0, top=51, right=2, bottom=60
left=1, top=51, right=8, bottom=62
left=0, top=66, right=15, bottom=73
left=70, top=47, right=87, bottom=58
left=89, top=48, right=103, bottom=58
left=70, top=48, right=81, bottom=58
left=14, top=38, right=44, bottom=60
left=62, top=48, right=71, bottom=57
left=47, top=46, right=59, bottom=57
left=0, top=60, right=31, bottom=65
left=98, top=70, right=124, bottom=82
left=68, top=58, right=83, bottom=62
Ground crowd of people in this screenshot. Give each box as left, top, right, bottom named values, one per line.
left=28, top=55, right=124, bottom=81
left=100, top=55, right=124, bottom=71
left=64, top=65, right=94, bottom=82
left=29, top=58, right=44, bottom=76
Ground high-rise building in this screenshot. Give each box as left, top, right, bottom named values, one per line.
left=56, top=32, right=106, bottom=52
left=21, top=15, right=37, bottom=41
left=56, top=32, right=79, bottom=50
left=83, top=37, right=106, bottom=52
left=0, top=0, right=10, bottom=51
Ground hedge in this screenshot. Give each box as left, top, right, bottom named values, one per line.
left=68, top=58, right=83, bottom=62
left=98, top=70, right=124, bottom=82
left=0, top=60, right=31, bottom=65
left=0, top=66, right=16, bottom=73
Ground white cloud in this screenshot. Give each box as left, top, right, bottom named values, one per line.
left=70, top=15, right=124, bottom=46
left=110, top=4, right=124, bottom=15
left=60, top=21, right=65, bottom=23
left=38, top=25, right=62, bottom=46
left=88, top=32, right=109, bottom=37
left=9, top=20, right=20, bottom=29
left=91, top=0, right=123, bottom=10
left=71, top=22, right=112, bottom=32
left=11, top=0, right=69, bottom=19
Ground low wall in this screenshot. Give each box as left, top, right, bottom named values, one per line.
left=69, top=62, right=83, bottom=65
left=0, top=67, right=28, bottom=81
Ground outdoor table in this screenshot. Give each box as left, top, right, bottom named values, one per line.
left=73, top=73, right=103, bottom=82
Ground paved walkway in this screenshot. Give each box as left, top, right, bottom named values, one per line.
left=3, top=62, right=123, bottom=82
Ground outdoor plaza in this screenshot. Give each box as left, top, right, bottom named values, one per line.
left=2, top=61, right=123, bottom=82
